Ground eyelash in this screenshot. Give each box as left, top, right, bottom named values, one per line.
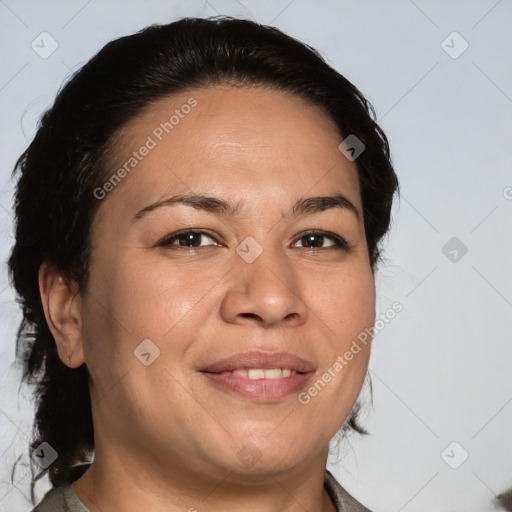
left=158, top=229, right=349, bottom=251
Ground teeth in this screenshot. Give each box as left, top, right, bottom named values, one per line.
left=231, top=368, right=296, bottom=379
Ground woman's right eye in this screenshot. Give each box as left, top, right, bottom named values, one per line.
left=158, top=230, right=218, bottom=249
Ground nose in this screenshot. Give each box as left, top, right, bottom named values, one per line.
left=220, top=246, right=308, bottom=328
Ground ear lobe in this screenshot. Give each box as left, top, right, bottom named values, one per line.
left=38, top=263, right=85, bottom=368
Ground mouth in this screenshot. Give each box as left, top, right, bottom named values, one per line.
left=199, top=351, right=316, bottom=402
left=200, top=350, right=316, bottom=374
left=214, top=368, right=301, bottom=379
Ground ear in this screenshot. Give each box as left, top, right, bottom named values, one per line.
left=38, top=262, right=85, bottom=368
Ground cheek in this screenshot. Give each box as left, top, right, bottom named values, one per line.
left=86, top=253, right=223, bottom=349
left=80, top=255, right=216, bottom=406
left=299, top=267, right=375, bottom=424
left=308, top=263, right=376, bottom=346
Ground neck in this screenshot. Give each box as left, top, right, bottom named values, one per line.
left=71, top=441, right=336, bottom=512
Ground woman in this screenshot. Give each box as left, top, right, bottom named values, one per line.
left=9, top=16, right=399, bottom=511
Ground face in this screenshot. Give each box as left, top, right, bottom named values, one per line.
left=79, top=85, right=375, bottom=481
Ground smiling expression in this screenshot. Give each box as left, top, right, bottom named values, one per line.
left=76, top=84, right=376, bottom=478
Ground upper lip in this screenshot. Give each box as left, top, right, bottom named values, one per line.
left=200, top=351, right=316, bottom=374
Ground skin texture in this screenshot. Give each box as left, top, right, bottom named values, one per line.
left=39, top=85, right=376, bottom=512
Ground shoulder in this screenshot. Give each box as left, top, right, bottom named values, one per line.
left=324, top=469, right=374, bottom=512
left=31, top=484, right=89, bottom=512
left=31, top=485, right=67, bottom=512
left=33, top=471, right=369, bottom=511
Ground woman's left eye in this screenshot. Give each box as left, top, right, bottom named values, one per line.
left=292, top=231, right=348, bottom=250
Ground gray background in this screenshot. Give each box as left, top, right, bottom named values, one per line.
left=1, top=1, right=511, bottom=511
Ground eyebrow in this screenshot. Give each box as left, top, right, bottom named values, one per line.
left=132, top=192, right=360, bottom=222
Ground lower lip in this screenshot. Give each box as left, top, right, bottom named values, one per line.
left=200, top=371, right=314, bottom=401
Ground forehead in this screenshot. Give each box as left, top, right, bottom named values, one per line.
left=96, top=85, right=361, bottom=223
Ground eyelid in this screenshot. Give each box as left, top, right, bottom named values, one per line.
left=158, top=229, right=220, bottom=247
left=158, top=228, right=350, bottom=251
left=293, top=229, right=350, bottom=250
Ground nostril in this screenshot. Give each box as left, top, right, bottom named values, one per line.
left=240, top=313, right=259, bottom=320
